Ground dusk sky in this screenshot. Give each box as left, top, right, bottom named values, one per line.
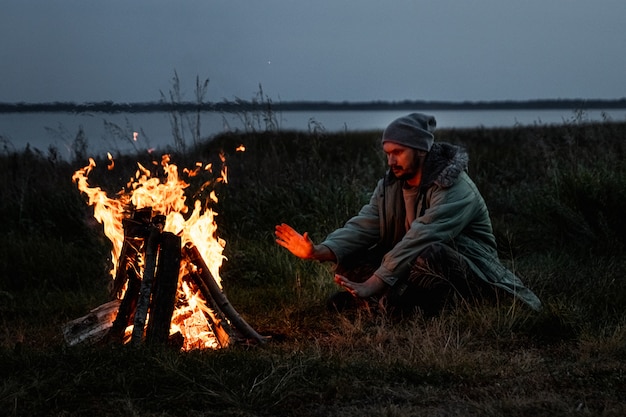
left=2, top=0, right=625, bottom=104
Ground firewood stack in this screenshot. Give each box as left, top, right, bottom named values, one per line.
left=63, top=207, right=266, bottom=349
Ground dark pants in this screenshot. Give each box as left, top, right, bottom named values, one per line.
left=331, top=243, right=497, bottom=316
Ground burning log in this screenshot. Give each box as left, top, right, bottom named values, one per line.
left=106, top=266, right=140, bottom=344
left=107, top=209, right=156, bottom=343
left=181, top=267, right=234, bottom=348
left=184, top=244, right=267, bottom=345
left=131, top=224, right=161, bottom=345
left=111, top=208, right=153, bottom=298
left=145, top=231, right=181, bottom=345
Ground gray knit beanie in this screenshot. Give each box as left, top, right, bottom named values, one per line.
left=382, top=113, right=437, bottom=151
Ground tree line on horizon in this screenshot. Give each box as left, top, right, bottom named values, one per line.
left=1, top=98, right=625, bottom=114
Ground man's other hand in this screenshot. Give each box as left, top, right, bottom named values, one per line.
left=334, top=274, right=387, bottom=298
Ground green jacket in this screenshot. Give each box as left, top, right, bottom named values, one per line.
left=321, top=142, right=541, bottom=310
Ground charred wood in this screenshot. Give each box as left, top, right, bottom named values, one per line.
left=106, top=265, right=141, bottom=344
left=183, top=244, right=267, bottom=345
left=63, top=299, right=121, bottom=346
left=113, top=208, right=154, bottom=297
left=146, top=232, right=181, bottom=345
left=131, top=225, right=161, bottom=345
left=185, top=270, right=234, bottom=348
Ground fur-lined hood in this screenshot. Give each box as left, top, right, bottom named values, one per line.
left=385, top=142, right=468, bottom=189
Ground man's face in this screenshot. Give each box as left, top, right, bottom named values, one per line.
left=383, top=141, right=423, bottom=181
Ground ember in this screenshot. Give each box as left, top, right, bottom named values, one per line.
left=63, top=153, right=264, bottom=350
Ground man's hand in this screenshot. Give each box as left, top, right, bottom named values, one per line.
left=275, top=223, right=316, bottom=259
left=334, top=274, right=387, bottom=298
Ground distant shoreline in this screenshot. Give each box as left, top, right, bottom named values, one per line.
left=1, top=98, right=626, bottom=114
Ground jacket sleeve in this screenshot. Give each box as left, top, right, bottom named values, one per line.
left=375, top=174, right=483, bottom=286
left=320, top=179, right=384, bottom=262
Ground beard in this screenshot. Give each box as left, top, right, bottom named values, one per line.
left=391, top=158, right=422, bottom=181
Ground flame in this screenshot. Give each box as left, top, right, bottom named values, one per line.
left=72, top=154, right=228, bottom=350
left=170, top=278, right=220, bottom=350
left=219, top=152, right=228, bottom=184
left=72, top=159, right=126, bottom=278
left=106, top=153, right=115, bottom=171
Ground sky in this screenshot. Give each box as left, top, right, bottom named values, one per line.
left=2, top=0, right=626, bottom=104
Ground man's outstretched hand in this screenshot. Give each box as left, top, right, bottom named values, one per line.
left=275, top=223, right=316, bottom=259
left=275, top=223, right=337, bottom=262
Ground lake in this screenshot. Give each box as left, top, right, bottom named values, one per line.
left=1, top=108, right=625, bottom=159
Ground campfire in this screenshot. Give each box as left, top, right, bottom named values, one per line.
left=63, top=150, right=265, bottom=350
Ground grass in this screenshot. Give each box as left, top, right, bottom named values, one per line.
left=1, top=119, right=626, bottom=416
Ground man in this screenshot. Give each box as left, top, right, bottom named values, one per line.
left=275, top=113, right=541, bottom=315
